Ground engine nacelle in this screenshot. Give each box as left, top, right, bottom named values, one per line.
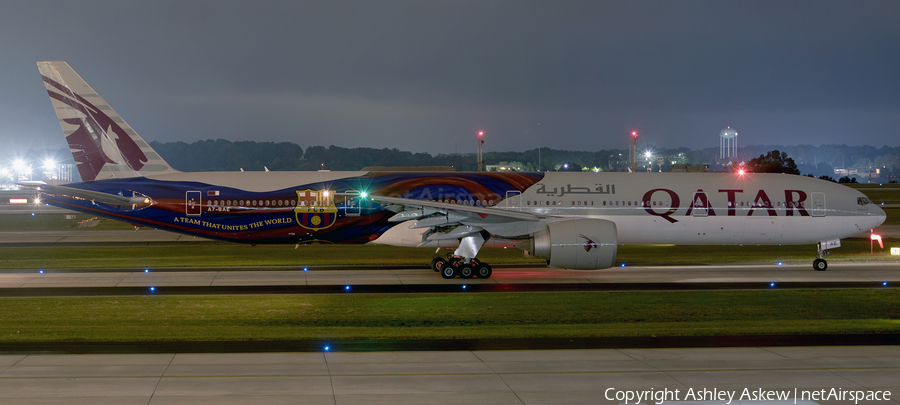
left=520, top=219, right=617, bottom=270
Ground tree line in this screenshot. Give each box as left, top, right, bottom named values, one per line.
left=147, top=140, right=900, bottom=179
left=5, top=140, right=899, bottom=182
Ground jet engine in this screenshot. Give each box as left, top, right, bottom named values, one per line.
left=518, top=219, right=617, bottom=270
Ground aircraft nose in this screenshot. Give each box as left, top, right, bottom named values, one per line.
left=872, top=204, right=888, bottom=227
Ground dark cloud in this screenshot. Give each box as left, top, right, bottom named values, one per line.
left=2, top=0, right=898, bottom=156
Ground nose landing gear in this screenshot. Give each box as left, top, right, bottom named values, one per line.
left=813, top=240, right=839, bottom=271
left=813, top=257, right=828, bottom=271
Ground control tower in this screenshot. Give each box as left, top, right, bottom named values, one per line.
left=720, top=127, right=738, bottom=159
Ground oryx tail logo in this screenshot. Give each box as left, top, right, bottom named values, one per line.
left=42, top=76, right=147, bottom=181
left=294, top=189, right=338, bottom=231
left=579, top=234, right=598, bottom=252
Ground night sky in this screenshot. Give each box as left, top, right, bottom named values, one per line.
left=2, top=1, right=899, bottom=156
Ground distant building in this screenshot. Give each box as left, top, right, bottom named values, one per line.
left=361, top=166, right=456, bottom=172
left=671, top=164, right=710, bottom=172
left=486, top=162, right=522, bottom=172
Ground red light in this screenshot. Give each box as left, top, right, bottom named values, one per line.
left=631, top=131, right=637, bottom=137
left=738, top=169, right=745, bottom=175
left=478, top=131, right=484, bottom=137
left=871, top=233, right=883, bottom=249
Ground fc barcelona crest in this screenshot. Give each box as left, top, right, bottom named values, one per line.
left=294, top=189, right=338, bottom=231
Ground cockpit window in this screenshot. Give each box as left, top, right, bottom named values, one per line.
left=857, top=197, right=872, bottom=205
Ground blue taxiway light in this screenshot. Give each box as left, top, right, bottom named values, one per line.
left=777, top=262, right=782, bottom=265
left=39, top=270, right=43, bottom=274
left=303, top=267, right=308, bottom=271
left=770, top=283, right=776, bottom=287
left=324, top=346, right=330, bottom=351
left=884, top=282, right=888, bottom=286
left=144, top=269, right=149, bottom=273
left=150, top=287, right=156, bottom=292
left=462, top=285, right=467, bottom=290
left=345, top=285, right=350, bottom=291
left=30, top=213, right=35, bottom=216
left=620, top=263, right=626, bottom=267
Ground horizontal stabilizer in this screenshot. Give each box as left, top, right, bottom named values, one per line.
left=22, top=181, right=149, bottom=206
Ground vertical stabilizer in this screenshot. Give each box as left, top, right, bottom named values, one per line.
left=37, top=61, right=179, bottom=181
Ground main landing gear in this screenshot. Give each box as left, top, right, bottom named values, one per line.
left=431, top=255, right=492, bottom=279
left=430, top=232, right=492, bottom=279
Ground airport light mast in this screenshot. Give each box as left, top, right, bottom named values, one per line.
left=629, top=131, right=638, bottom=172
left=477, top=131, right=484, bottom=172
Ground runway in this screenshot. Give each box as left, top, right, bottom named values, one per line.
left=0, top=346, right=897, bottom=404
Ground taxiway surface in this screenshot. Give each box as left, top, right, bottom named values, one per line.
left=1, top=262, right=898, bottom=290
left=0, top=346, right=897, bottom=404
left=2, top=225, right=899, bottom=244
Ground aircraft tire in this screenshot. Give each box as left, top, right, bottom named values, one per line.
left=813, top=258, right=828, bottom=271
left=431, top=257, right=446, bottom=272
left=459, top=264, right=474, bottom=279
left=475, top=263, right=492, bottom=278
left=441, top=264, right=457, bottom=279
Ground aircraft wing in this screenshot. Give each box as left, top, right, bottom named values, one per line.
left=370, top=195, right=542, bottom=244
left=20, top=181, right=149, bottom=206
left=371, top=195, right=540, bottom=221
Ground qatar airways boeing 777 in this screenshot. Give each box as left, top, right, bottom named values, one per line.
left=26, top=61, right=886, bottom=279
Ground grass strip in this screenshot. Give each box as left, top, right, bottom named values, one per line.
left=1, top=290, right=898, bottom=342
left=1, top=239, right=897, bottom=270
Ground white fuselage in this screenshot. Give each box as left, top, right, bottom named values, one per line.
left=372, top=172, right=885, bottom=247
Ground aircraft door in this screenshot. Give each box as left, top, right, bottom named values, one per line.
left=343, top=191, right=361, bottom=216
left=811, top=192, right=826, bottom=217
left=691, top=191, right=709, bottom=217
left=186, top=191, right=202, bottom=216
left=505, top=190, right=521, bottom=210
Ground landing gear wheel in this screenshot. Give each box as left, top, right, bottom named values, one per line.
left=813, top=258, right=828, bottom=271
left=441, top=264, right=457, bottom=279
left=431, top=257, right=446, bottom=272
left=459, top=264, right=474, bottom=279
left=474, top=263, right=492, bottom=278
